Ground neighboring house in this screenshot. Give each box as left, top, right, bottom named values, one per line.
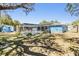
left=68, top=25, right=79, bottom=32
left=0, top=25, right=14, bottom=32
left=68, top=25, right=73, bottom=31
left=19, top=23, right=68, bottom=34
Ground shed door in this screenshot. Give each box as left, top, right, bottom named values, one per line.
left=50, top=26, right=63, bottom=33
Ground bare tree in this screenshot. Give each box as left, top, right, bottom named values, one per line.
left=66, top=3, right=79, bottom=16
left=66, top=3, right=79, bottom=33
left=0, top=3, right=34, bottom=16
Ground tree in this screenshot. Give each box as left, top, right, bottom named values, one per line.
left=40, top=20, right=60, bottom=25
left=66, top=3, right=79, bottom=32
left=0, top=14, right=20, bottom=32
left=50, top=20, right=60, bottom=24
left=72, top=20, right=79, bottom=25
left=0, top=3, right=34, bottom=16
left=0, top=3, right=34, bottom=32
left=40, top=20, right=50, bottom=25
left=13, top=20, right=20, bottom=31
left=66, top=3, right=79, bottom=16
left=0, top=14, right=13, bottom=25
left=0, top=12, right=14, bottom=25
left=72, top=20, right=79, bottom=32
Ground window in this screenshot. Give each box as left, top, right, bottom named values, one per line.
left=37, top=27, right=40, bottom=31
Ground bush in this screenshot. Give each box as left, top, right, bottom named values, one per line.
left=15, top=32, right=20, bottom=37
left=43, top=31, right=48, bottom=33
left=27, top=33, right=32, bottom=36
left=70, top=46, right=79, bottom=56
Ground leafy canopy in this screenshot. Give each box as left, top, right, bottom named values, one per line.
left=72, top=19, right=79, bottom=25
left=39, top=20, right=60, bottom=25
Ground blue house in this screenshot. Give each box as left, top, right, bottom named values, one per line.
left=49, top=24, right=68, bottom=33
left=20, top=23, right=68, bottom=34
left=0, top=25, right=14, bottom=32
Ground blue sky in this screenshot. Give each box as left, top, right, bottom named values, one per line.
left=7, top=3, right=78, bottom=24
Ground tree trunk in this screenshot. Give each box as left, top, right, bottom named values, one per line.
left=16, top=25, right=20, bottom=32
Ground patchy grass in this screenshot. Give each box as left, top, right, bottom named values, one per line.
left=0, top=32, right=79, bottom=56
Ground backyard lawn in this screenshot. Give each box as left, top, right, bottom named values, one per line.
left=0, top=32, right=79, bottom=56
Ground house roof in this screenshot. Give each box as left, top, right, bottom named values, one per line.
left=20, top=23, right=67, bottom=28
left=21, top=23, right=39, bottom=27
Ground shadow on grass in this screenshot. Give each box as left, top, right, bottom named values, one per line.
left=0, top=39, right=47, bottom=56
left=0, top=38, right=63, bottom=56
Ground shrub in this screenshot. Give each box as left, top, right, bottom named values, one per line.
left=27, top=33, right=32, bottom=37
left=15, top=32, right=20, bottom=37
left=70, top=46, right=79, bottom=56
left=43, top=31, right=48, bottom=33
